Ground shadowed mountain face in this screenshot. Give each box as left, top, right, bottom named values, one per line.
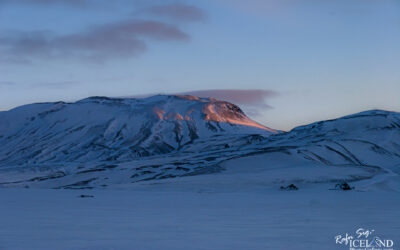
left=0, top=95, right=399, bottom=190
left=0, top=95, right=276, bottom=166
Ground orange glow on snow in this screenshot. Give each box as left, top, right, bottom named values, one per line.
left=152, top=100, right=277, bottom=133
left=203, top=103, right=278, bottom=133
left=153, top=107, right=165, bottom=120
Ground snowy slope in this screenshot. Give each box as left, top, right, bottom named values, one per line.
left=0, top=94, right=399, bottom=191
left=214, top=110, right=400, bottom=192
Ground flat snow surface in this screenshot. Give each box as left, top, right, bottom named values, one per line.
left=0, top=187, right=399, bottom=250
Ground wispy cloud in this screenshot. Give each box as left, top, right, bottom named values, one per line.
left=183, top=89, right=278, bottom=108
left=0, top=19, right=190, bottom=63
left=0, top=2, right=205, bottom=63
left=139, top=3, right=206, bottom=22
left=125, top=89, right=278, bottom=117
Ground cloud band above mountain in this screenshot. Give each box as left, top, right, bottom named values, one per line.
left=0, top=2, right=205, bottom=63
left=182, top=89, right=278, bottom=108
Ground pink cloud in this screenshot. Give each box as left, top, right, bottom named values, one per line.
left=183, top=89, right=278, bottom=108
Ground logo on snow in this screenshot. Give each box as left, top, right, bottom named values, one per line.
left=335, top=228, right=394, bottom=250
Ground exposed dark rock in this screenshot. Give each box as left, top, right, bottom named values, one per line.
left=335, top=182, right=354, bottom=191
left=280, top=184, right=298, bottom=191
left=79, top=194, right=94, bottom=198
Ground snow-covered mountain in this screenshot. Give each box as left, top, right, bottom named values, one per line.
left=0, top=95, right=276, bottom=165
left=0, top=95, right=399, bottom=191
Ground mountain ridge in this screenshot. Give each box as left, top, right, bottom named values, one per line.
left=0, top=95, right=399, bottom=190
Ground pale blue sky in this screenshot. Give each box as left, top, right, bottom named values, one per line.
left=0, top=0, right=399, bottom=130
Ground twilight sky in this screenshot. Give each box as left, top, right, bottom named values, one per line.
left=0, top=0, right=399, bottom=130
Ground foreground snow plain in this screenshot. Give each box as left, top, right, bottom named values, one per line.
left=1, top=181, right=399, bottom=250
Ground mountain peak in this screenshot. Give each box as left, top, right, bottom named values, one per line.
left=77, top=94, right=277, bottom=132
